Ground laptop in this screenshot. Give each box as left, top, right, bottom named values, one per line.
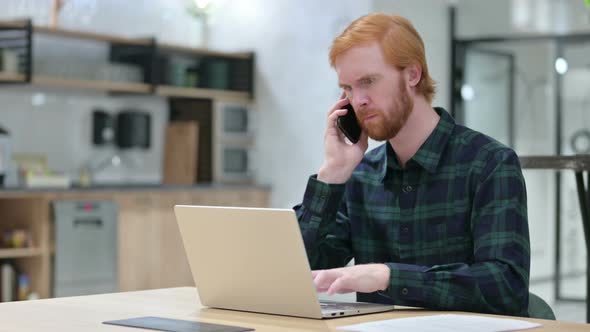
left=174, top=205, right=395, bottom=319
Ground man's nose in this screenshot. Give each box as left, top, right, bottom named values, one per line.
left=352, top=93, right=369, bottom=110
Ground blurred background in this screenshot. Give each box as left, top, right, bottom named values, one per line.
left=0, top=0, right=588, bottom=323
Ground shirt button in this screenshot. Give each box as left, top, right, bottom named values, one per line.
left=401, top=288, right=409, bottom=296
left=402, top=227, right=409, bottom=233
left=402, top=185, right=414, bottom=193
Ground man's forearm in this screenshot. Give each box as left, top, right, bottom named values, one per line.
left=295, top=175, right=351, bottom=269
left=379, top=261, right=529, bottom=316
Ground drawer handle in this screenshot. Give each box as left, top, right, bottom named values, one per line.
left=73, top=218, right=103, bottom=227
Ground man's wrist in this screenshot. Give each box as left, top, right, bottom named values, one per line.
left=377, top=264, right=391, bottom=291
left=318, top=164, right=352, bottom=184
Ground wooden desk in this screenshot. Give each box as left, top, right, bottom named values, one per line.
left=0, top=288, right=588, bottom=331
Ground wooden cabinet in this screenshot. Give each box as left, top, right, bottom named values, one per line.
left=0, top=197, right=51, bottom=299
left=117, top=191, right=195, bottom=291
left=0, top=186, right=270, bottom=300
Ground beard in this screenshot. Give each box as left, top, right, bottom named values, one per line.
left=360, top=77, right=414, bottom=141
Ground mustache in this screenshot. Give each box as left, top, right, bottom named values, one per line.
left=357, top=109, right=380, bottom=121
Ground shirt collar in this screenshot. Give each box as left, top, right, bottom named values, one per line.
left=377, top=107, right=455, bottom=180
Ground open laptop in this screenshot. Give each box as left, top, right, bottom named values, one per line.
left=174, top=205, right=395, bottom=319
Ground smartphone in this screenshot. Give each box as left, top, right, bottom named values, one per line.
left=337, top=103, right=362, bottom=144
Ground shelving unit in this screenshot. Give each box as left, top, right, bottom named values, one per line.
left=34, top=25, right=152, bottom=47
left=0, top=71, right=25, bottom=82
left=0, top=248, right=43, bottom=259
left=0, top=197, right=51, bottom=301
left=158, top=42, right=252, bottom=60
left=32, top=76, right=152, bottom=94
left=156, top=85, right=249, bottom=102
left=0, top=19, right=254, bottom=102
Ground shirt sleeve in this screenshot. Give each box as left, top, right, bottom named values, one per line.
left=379, top=149, right=531, bottom=317
left=294, top=175, right=354, bottom=270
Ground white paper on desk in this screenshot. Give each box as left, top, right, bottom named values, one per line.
left=338, top=314, right=542, bottom=332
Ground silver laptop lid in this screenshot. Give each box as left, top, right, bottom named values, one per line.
left=174, top=205, right=324, bottom=319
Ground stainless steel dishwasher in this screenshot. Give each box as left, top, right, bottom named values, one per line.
left=52, top=200, right=118, bottom=297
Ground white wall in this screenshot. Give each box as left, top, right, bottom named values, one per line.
left=205, top=0, right=374, bottom=208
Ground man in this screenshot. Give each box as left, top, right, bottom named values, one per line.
left=295, top=13, right=530, bottom=317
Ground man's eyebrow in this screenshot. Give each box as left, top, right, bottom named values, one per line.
left=357, top=73, right=382, bottom=82
left=338, top=74, right=382, bottom=88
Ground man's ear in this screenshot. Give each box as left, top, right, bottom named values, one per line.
left=405, top=64, right=422, bottom=88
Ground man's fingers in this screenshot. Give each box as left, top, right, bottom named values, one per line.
left=313, top=269, right=345, bottom=293
left=326, top=109, right=349, bottom=134
left=312, top=271, right=330, bottom=290
left=327, top=95, right=351, bottom=117
left=327, top=276, right=350, bottom=295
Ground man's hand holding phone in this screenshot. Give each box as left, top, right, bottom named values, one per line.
left=318, top=93, right=368, bottom=184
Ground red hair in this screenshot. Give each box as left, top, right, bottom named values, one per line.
left=329, top=13, right=436, bottom=103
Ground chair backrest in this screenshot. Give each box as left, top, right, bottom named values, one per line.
left=528, top=292, right=556, bottom=320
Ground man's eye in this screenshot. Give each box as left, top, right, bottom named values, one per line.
left=362, top=78, right=374, bottom=86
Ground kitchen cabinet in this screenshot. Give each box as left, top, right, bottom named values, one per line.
left=0, top=186, right=270, bottom=301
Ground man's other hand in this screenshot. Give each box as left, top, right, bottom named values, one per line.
left=312, top=264, right=390, bottom=295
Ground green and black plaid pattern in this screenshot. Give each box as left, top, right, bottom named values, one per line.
left=295, top=108, right=530, bottom=317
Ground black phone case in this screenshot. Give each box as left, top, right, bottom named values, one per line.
left=337, top=104, right=361, bottom=144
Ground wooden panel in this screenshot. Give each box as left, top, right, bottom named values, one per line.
left=154, top=192, right=194, bottom=288
left=157, top=85, right=251, bottom=103
left=34, top=26, right=151, bottom=46
left=0, top=72, right=26, bottom=82
left=0, top=19, right=27, bottom=28
left=32, top=76, right=151, bottom=94
left=169, top=99, right=213, bottom=183
left=117, top=193, right=161, bottom=291
left=162, top=122, right=199, bottom=185
left=158, top=42, right=252, bottom=59
left=0, top=248, right=43, bottom=259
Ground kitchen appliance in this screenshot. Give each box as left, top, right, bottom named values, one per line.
left=116, top=110, right=151, bottom=149
left=53, top=200, right=118, bottom=297
left=213, top=101, right=255, bottom=183
left=92, top=110, right=116, bottom=146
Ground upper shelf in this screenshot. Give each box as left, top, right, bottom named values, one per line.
left=157, top=42, right=252, bottom=60
left=0, top=19, right=254, bottom=101
left=0, top=19, right=150, bottom=46
left=0, top=71, right=25, bottom=82
left=33, top=76, right=153, bottom=94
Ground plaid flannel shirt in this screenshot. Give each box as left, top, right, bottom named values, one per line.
left=295, top=108, right=530, bottom=317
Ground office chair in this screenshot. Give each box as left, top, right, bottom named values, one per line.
left=528, top=292, right=556, bottom=320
